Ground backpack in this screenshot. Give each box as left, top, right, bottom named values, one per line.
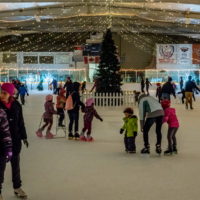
left=65, top=92, right=74, bottom=110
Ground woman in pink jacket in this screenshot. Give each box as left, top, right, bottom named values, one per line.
left=161, top=99, right=179, bottom=155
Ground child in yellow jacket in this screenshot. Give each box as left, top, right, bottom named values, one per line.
left=120, top=107, right=138, bottom=153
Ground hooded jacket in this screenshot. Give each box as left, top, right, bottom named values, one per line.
left=163, top=107, right=179, bottom=128
left=43, top=101, right=57, bottom=120
left=121, top=115, right=138, bottom=137
left=83, top=106, right=102, bottom=122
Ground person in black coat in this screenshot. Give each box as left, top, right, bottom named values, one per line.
left=64, top=77, right=73, bottom=98
left=67, top=82, right=85, bottom=140
left=140, top=77, right=145, bottom=93
left=161, top=77, right=176, bottom=100
left=0, top=83, right=28, bottom=199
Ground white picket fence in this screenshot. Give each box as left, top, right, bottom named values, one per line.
left=81, top=91, right=135, bottom=107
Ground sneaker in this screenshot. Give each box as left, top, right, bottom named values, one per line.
left=45, top=133, right=54, bottom=139
left=0, top=194, right=3, bottom=200
left=156, top=144, right=162, bottom=154
left=164, top=149, right=173, bottom=155
left=80, top=135, right=86, bottom=141
left=14, top=188, right=27, bottom=199
left=86, top=136, right=94, bottom=142
left=74, top=132, right=80, bottom=140
left=36, top=130, right=43, bottom=138
left=141, top=147, right=150, bottom=154
left=68, top=133, right=74, bottom=140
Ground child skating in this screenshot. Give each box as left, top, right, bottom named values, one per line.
left=120, top=108, right=138, bottom=153
left=80, top=98, right=103, bottom=142
left=36, top=95, right=57, bottom=139
left=161, top=99, right=179, bottom=155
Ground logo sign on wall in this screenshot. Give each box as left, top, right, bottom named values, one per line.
left=157, top=44, right=177, bottom=64
left=177, top=44, right=192, bottom=65
left=192, top=44, right=200, bottom=64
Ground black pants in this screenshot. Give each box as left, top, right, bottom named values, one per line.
left=124, top=134, right=137, bottom=152
left=0, top=154, right=22, bottom=193
left=68, top=111, right=79, bottom=133
left=57, top=108, right=65, bottom=125
left=167, top=127, right=178, bottom=149
left=143, top=116, right=163, bottom=147
left=20, top=95, right=25, bottom=105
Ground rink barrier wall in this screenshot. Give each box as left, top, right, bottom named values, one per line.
left=81, top=91, right=135, bottom=107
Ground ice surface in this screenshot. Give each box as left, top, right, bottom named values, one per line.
left=2, top=92, right=200, bottom=200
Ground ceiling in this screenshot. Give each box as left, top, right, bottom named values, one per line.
left=0, top=1, right=200, bottom=39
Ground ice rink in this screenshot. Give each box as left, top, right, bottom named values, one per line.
left=2, top=92, right=200, bottom=200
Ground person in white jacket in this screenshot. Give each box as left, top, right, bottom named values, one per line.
left=138, top=94, right=164, bottom=154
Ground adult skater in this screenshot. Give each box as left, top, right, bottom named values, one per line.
left=180, top=77, right=184, bottom=91
left=18, top=84, right=29, bottom=105
left=138, top=94, right=164, bottom=154
left=140, top=77, right=145, bottom=93
left=64, top=77, right=73, bottom=98
left=161, top=77, right=176, bottom=100
left=51, top=79, right=58, bottom=95
left=185, top=76, right=200, bottom=109
left=145, top=78, right=152, bottom=95
left=0, top=83, right=29, bottom=199
left=67, top=82, right=85, bottom=140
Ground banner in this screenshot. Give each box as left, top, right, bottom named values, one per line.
left=177, top=44, right=192, bottom=65
left=84, top=56, right=100, bottom=64
left=192, top=44, right=200, bottom=64
left=157, top=44, right=177, bottom=64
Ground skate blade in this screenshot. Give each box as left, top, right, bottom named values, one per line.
left=68, top=137, right=74, bottom=140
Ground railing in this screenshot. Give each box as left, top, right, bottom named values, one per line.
left=81, top=91, right=135, bottom=107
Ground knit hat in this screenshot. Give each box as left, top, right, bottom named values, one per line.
left=161, top=99, right=170, bottom=109
left=86, top=98, right=95, bottom=107
left=46, top=94, right=53, bottom=102
left=1, top=83, right=15, bottom=96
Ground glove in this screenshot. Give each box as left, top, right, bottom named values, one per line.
left=120, top=129, right=124, bottom=134
left=100, top=118, right=103, bottom=122
left=23, top=140, right=29, bottom=148
left=5, top=148, right=12, bottom=162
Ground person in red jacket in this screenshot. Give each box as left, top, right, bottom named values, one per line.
left=161, top=99, right=179, bottom=155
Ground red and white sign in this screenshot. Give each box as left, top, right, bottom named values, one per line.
left=84, top=56, right=100, bottom=64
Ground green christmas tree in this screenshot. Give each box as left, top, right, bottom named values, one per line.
left=96, top=29, right=122, bottom=93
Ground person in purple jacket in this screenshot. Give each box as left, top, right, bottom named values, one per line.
left=0, top=109, right=12, bottom=200
left=80, top=98, right=103, bottom=141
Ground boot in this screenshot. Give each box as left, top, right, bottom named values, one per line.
left=14, top=188, right=27, bottom=199
left=156, top=144, right=162, bottom=155
left=74, top=132, right=80, bottom=140
left=36, top=129, right=43, bottom=138
left=45, top=132, right=54, bottom=139
left=0, top=194, right=3, bottom=200
left=164, top=148, right=173, bottom=155
left=141, top=146, right=150, bottom=154
left=173, top=145, right=178, bottom=154
left=68, top=133, right=74, bottom=140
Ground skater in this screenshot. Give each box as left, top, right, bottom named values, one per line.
left=156, top=83, right=162, bottom=102
left=80, top=98, right=103, bottom=142
left=81, top=81, right=86, bottom=94
left=67, top=82, right=85, bottom=140
left=51, top=79, right=58, bottom=95
left=120, top=107, right=138, bottom=153
left=185, top=76, right=200, bottom=109
left=36, top=95, right=57, bottom=139
left=133, top=90, right=140, bottom=105
left=138, top=94, right=164, bottom=154
left=145, top=78, right=152, bottom=95
left=0, top=109, right=12, bottom=200
left=161, top=100, right=179, bottom=155
left=64, top=77, right=73, bottom=98
left=56, top=88, right=66, bottom=127
left=180, top=77, right=184, bottom=91
left=18, top=84, right=29, bottom=105
left=161, top=77, right=176, bottom=100
left=0, top=83, right=29, bottom=199
left=140, top=77, right=145, bottom=93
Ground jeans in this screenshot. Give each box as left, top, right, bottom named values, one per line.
left=185, top=92, right=193, bottom=108
left=20, top=95, right=25, bottom=105
left=68, top=111, right=79, bottom=133
left=57, top=108, right=65, bottom=125
left=167, top=127, right=178, bottom=149
left=0, top=154, right=22, bottom=193
left=143, top=116, right=163, bottom=147
left=124, top=134, right=137, bottom=152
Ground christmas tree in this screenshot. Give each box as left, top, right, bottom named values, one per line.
left=96, top=29, right=122, bottom=93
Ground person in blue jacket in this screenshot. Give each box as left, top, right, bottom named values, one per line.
left=19, top=84, right=29, bottom=105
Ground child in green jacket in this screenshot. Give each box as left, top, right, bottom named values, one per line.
left=120, top=107, right=138, bottom=153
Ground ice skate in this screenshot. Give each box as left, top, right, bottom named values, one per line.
left=141, top=146, right=150, bottom=154
left=0, top=194, right=3, bottom=200
left=164, top=148, right=173, bottom=155
left=74, top=132, right=80, bottom=140
left=58, top=123, right=65, bottom=127
left=80, top=135, right=86, bottom=141
left=128, top=150, right=136, bottom=154
left=45, top=132, right=54, bottom=139
left=36, top=129, right=43, bottom=138
left=68, top=133, right=74, bottom=140
left=86, top=136, right=94, bottom=142
left=156, top=144, right=162, bottom=155
left=173, top=146, right=178, bottom=154
left=14, top=188, right=27, bottom=199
